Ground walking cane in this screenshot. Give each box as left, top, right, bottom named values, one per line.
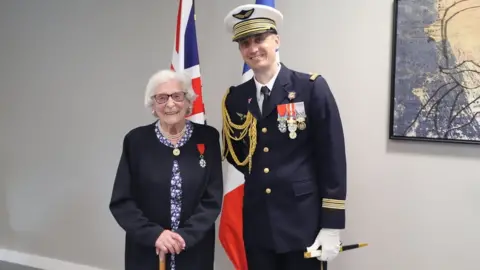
left=158, top=251, right=166, bottom=270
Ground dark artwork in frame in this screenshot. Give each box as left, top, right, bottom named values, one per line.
left=388, top=0, right=480, bottom=144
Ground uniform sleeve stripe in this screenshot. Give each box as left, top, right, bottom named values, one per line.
left=322, top=198, right=345, bottom=204
left=322, top=198, right=346, bottom=209
left=322, top=203, right=346, bottom=210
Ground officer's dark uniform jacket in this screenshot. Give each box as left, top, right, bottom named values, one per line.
left=222, top=63, right=347, bottom=254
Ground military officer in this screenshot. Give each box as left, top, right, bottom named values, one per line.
left=221, top=4, right=347, bottom=270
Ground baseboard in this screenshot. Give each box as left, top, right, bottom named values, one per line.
left=0, top=249, right=107, bottom=270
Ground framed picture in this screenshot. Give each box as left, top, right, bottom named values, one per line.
left=389, top=0, right=480, bottom=144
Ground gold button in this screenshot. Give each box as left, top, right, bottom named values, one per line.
left=264, top=168, right=269, bottom=173
left=262, top=127, right=267, bottom=133
left=265, top=188, right=271, bottom=194
left=263, top=147, right=269, bottom=152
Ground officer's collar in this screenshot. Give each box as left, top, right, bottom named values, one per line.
left=253, top=62, right=281, bottom=95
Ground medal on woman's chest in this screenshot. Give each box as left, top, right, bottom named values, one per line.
left=197, top=143, right=206, bottom=168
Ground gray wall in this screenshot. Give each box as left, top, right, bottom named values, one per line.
left=1, top=0, right=479, bottom=270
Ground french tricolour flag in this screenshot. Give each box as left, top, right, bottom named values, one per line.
left=219, top=1, right=278, bottom=269
left=171, top=0, right=206, bottom=124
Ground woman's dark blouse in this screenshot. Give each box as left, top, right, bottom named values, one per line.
left=109, top=120, right=223, bottom=270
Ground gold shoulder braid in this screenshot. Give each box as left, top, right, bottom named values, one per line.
left=221, top=87, right=257, bottom=173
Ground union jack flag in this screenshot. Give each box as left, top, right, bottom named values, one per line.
left=171, top=0, right=206, bottom=124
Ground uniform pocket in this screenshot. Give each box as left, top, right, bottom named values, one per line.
left=292, top=178, right=314, bottom=196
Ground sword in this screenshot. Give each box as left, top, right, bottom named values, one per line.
left=304, top=242, right=368, bottom=258
left=304, top=243, right=368, bottom=270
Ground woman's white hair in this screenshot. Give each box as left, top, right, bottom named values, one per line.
left=144, top=69, right=198, bottom=115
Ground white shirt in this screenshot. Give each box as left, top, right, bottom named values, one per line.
left=253, top=63, right=281, bottom=113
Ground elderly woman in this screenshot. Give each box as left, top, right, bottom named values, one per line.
left=109, top=69, right=223, bottom=270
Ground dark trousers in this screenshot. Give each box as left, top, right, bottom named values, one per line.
left=246, top=248, right=323, bottom=270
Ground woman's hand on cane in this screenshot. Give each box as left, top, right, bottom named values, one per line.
left=155, top=230, right=186, bottom=255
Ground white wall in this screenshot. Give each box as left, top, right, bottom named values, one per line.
left=1, top=0, right=479, bottom=270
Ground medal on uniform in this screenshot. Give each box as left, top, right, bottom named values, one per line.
left=295, top=102, right=307, bottom=131
left=276, top=104, right=287, bottom=133
left=288, top=91, right=296, bottom=101
left=197, top=143, right=206, bottom=168
left=297, top=116, right=306, bottom=130
left=286, top=103, right=297, bottom=139
left=173, top=148, right=180, bottom=156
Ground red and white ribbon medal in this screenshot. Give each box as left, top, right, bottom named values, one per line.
left=197, top=144, right=206, bottom=168
left=277, top=104, right=287, bottom=133
left=286, top=103, right=297, bottom=139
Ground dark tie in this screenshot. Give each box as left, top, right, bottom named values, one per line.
left=260, top=86, right=270, bottom=115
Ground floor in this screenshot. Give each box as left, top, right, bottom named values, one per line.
left=0, top=261, right=41, bottom=270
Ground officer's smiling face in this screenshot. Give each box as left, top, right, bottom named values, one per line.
left=238, top=32, right=279, bottom=72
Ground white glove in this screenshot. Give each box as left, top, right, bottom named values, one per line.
left=306, top=229, right=341, bottom=261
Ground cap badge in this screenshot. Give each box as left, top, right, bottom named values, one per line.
left=232, top=8, right=254, bottom=20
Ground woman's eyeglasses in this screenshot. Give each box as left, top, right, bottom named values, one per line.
left=152, top=92, right=186, bottom=104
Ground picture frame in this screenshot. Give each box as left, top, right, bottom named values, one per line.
left=388, top=0, right=480, bottom=144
